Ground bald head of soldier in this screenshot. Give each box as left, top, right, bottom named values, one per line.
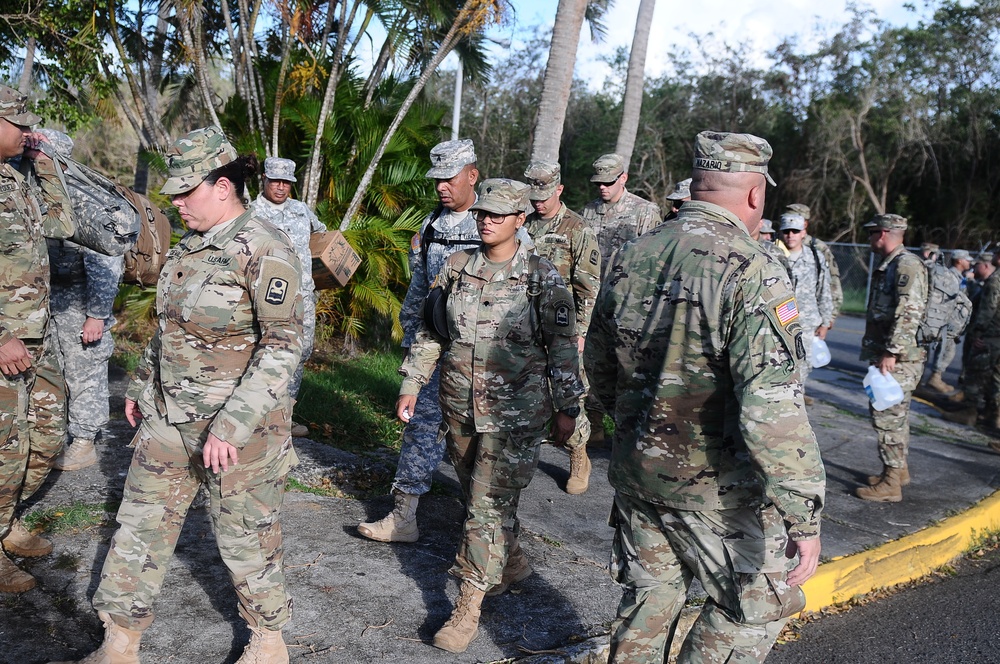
left=689, top=131, right=774, bottom=237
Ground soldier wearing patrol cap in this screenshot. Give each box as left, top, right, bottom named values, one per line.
left=919, top=242, right=941, bottom=266
left=61, top=126, right=305, bottom=664
left=358, top=138, right=484, bottom=544
left=251, top=156, right=326, bottom=434
left=924, top=248, right=973, bottom=394
left=586, top=130, right=825, bottom=663
left=856, top=213, right=927, bottom=503
left=0, top=84, right=75, bottom=593
left=663, top=177, right=691, bottom=221
left=523, top=160, right=600, bottom=495
left=398, top=178, right=583, bottom=652
left=757, top=217, right=791, bottom=276
left=783, top=202, right=843, bottom=325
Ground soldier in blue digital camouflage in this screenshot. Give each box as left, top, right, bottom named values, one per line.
left=522, top=160, right=600, bottom=494
left=358, top=139, right=483, bottom=544
left=0, top=85, right=75, bottom=593
left=856, top=214, right=927, bottom=503
left=250, top=156, right=326, bottom=437
left=57, top=126, right=304, bottom=664
left=31, top=129, right=126, bottom=473
left=397, top=178, right=584, bottom=653
left=586, top=131, right=825, bottom=664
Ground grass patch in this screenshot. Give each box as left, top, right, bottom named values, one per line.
left=841, top=288, right=867, bottom=316
left=24, top=502, right=117, bottom=534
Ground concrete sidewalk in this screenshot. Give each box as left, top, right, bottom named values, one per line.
left=2, top=364, right=999, bottom=664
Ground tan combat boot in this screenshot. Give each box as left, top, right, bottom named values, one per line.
left=926, top=372, right=954, bottom=394
left=0, top=552, right=34, bottom=593
left=53, top=438, right=98, bottom=471
left=565, top=446, right=592, bottom=495
left=2, top=518, right=53, bottom=557
left=486, top=539, right=533, bottom=597
left=49, top=611, right=143, bottom=663
left=433, top=581, right=486, bottom=653
left=586, top=410, right=606, bottom=447
left=867, top=464, right=911, bottom=487
left=943, top=407, right=978, bottom=426
left=235, top=626, right=288, bottom=664
left=357, top=492, right=419, bottom=543
left=856, top=467, right=904, bottom=502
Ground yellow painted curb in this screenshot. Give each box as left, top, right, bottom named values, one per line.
left=800, top=489, right=1000, bottom=613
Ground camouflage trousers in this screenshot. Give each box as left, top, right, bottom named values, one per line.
left=962, top=340, right=1000, bottom=418
left=0, top=332, right=67, bottom=537
left=559, top=350, right=591, bottom=451
left=289, top=293, right=316, bottom=401
left=48, top=299, right=114, bottom=440
left=869, top=360, right=925, bottom=469
left=444, top=417, right=545, bottom=591
left=392, top=366, right=446, bottom=496
left=927, top=333, right=958, bottom=376
left=93, top=405, right=298, bottom=631
left=608, top=493, right=805, bottom=664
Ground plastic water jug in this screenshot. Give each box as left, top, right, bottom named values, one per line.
left=864, top=365, right=904, bottom=411
left=810, top=336, right=831, bottom=368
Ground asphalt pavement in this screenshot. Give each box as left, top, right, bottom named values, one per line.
left=3, top=317, right=1000, bottom=664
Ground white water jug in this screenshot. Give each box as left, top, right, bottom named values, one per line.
left=810, top=336, right=831, bottom=368
left=864, top=365, right=904, bottom=411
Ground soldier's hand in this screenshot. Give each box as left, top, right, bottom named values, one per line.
left=815, top=325, right=829, bottom=340
left=81, top=317, right=105, bottom=344
left=203, top=433, right=239, bottom=473
left=397, top=395, right=417, bottom=423
left=876, top=353, right=897, bottom=375
left=551, top=412, right=576, bottom=445
left=786, top=537, right=821, bottom=586
left=22, top=131, right=49, bottom=161
left=0, top=337, right=33, bottom=376
left=124, top=399, right=144, bottom=427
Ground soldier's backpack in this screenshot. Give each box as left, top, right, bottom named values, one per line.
left=917, top=262, right=973, bottom=345
left=119, top=187, right=172, bottom=287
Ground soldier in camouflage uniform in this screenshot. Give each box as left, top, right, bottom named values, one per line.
left=250, top=156, right=326, bottom=436
left=758, top=218, right=791, bottom=277
left=523, top=160, right=600, bottom=494
left=924, top=249, right=971, bottom=394
left=0, top=85, right=75, bottom=593
left=66, top=127, right=304, bottom=664
left=358, top=139, right=483, bottom=544
left=663, top=177, right=691, bottom=221
left=785, top=203, right=843, bottom=325
left=585, top=131, right=825, bottom=664
left=580, top=153, right=661, bottom=445
left=779, top=212, right=833, bottom=383
left=28, top=129, right=125, bottom=473
left=398, top=179, right=583, bottom=653
left=856, top=214, right=927, bottom=503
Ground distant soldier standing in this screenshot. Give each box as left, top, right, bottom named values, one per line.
left=924, top=249, right=972, bottom=394
left=663, top=177, right=691, bottom=221
left=758, top=218, right=791, bottom=277
left=785, top=202, right=843, bottom=325
left=856, top=214, right=927, bottom=503
left=522, top=160, right=601, bottom=494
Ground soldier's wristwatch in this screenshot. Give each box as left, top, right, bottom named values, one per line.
left=559, top=405, right=581, bottom=418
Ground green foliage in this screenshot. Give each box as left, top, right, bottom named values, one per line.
left=25, top=502, right=116, bottom=534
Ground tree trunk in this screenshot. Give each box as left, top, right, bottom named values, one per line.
left=614, top=0, right=656, bottom=168
left=271, top=17, right=294, bottom=156
left=18, top=37, right=35, bottom=93
left=530, top=0, right=588, bottom=163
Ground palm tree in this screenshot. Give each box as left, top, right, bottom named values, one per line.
left=614, top=0, right=656, bottom=167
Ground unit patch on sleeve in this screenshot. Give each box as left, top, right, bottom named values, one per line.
left=775, top=297, right=799, bottom=327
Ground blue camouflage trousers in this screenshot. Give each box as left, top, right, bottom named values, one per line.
left=445, top=417, right=545, bottom=591
left=608, top=493, right=805, bottom=664
left=392, top=366, right=446, bottom=496
left=93, top=405, right=297, bottom=631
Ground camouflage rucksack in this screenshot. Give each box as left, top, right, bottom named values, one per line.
left=56, top=157, right=142, bottom=256
left=917, top=262, right=973, bottom=345
left=118, top=187, right=172, bottom=287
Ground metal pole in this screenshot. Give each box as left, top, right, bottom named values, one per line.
left=451, top=58, right=463, bottom=141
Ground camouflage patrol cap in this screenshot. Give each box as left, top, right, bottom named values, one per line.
left=590, top=154, right=625, bottom=183
left=759, top=218, right=775, bottom=234
left=779, top=213, right=806, bottom=231
left=863, top=214, right=908, bottom=231
left=920, top=242, right=940, bottom=254
left=470, top=178, right=530, bottom=215
left=666, top=178, right=692, bottom=201
left=785, top=203, right=811, bottom=219
left=264, top=157, right=297, bottom=183
left=523, top=160, right=561, bottom=200
left=426, top=139, right=477, bottom=179
left=976, top=252, right=994, bottom=265
left=0, top=84, right=41, bottom=126
left=693, top=131, right=775, bottom=186
left=951, top=249, right=972, bottom=262
left=36, top=128, right=74, bottom=158
left=160, top=125, right=238, bottom=196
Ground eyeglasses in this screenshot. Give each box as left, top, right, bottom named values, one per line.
left=474, top=210, right=515, bottom=224
left=781, top=229, right=804, bottom=235
left=595, top=173, right=623, bottom=187
left=868, top=229, right=886, bottom=237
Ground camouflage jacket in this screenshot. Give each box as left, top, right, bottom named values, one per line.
left=580, top=189, right=661, bottom=275
left=970, top=270, right=1000, bottom=341
left=399, top=241, right=584, bottom=433
left=807, top=236, right=842, bottom=320
left=399, top=205, right=481, bottom=347
left=524, top=203, right=601, bottom=333
left=0, top=157, right=74, bottom=344
left=125, top=210, right=304, bottom=448
left=861, top=245, right=928, bottom=362
left=585, top=201, right=825, bottom=540
left=48, top=239, right=124, bottom=322
left=948, top=265, right=968, bottom=293
left=760, top=239, right=791, bottom=278
left=787, top=244, right=834, bottom=329
left=250, top=194, right=326, bottom=295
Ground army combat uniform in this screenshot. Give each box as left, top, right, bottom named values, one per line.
left=962, top=269, right=1000, bottom=427
left=581, top=189, right=661, bottom=277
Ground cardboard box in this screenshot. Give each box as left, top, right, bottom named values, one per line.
left=310, top=231, right=361, bottom=289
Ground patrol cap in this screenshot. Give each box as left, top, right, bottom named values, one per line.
left=0, top=84, right=41, bottom=126
left=666, top=177, right=692, bottom=201
left=523, top=160, right=561, bottom=200
left=426, top=139, right=476, bottom=179
left=36, top=128, right=74, bottom=158
left=976, top=252, right=993, bottom=265
left=759, top=218, right=775, bottom=234
left=779, top=213, right=806, bottom=231
left=951, top=249, right=972, bottom=262
left=785, top=203, right=811, bottom=219
left=590, top=153, right=625, bottom=183
left=920, top=242, right=940, bottom=254
left=693, top=131, right=775, bottom=186
left=160, top=125, right=238, bottom=196
left=470, top=178, right=530, bottom=215
left=863, top=214, right=908, bottom=231
left=264, top=157, right=297, bottom=182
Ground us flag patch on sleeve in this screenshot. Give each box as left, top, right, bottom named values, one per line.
left=775, top=298, right=799, bottom=326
